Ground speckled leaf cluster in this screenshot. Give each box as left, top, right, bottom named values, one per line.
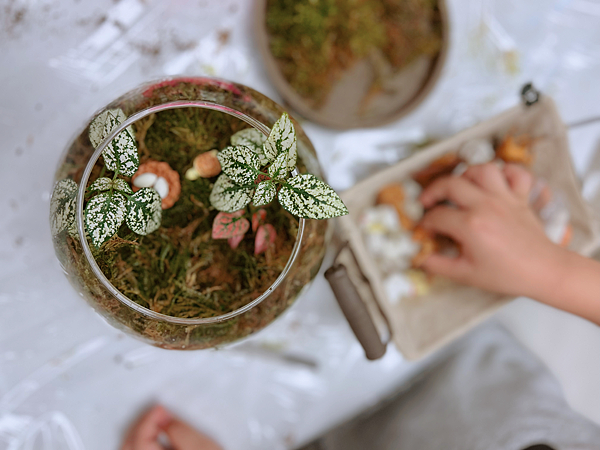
left=278, top=174, right=349, bottom=219
left=89, top=108, right=139, bottom=177
left=209, top=112, right=347, bottom=220
left=50, top=179, right=78, bottom=236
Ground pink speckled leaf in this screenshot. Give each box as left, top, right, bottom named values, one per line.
left=254, top=224, right=277, bottom=255
left=212, top=210, right=249, bottom=239
left=252, top=209, right=267, bottom=232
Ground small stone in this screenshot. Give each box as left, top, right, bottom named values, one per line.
left=458, top=139, right=495, bottom=165
left=193, top=150, right=222, bottom=178
left=133, top=172, right=158, bottom=188
left=154, top=177, right=169, bottom=199
left=384, top=273, right=416, bottom=304
left=185, top=167, right=201, bottom=181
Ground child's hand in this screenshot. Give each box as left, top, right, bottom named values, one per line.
left=418, top=163, right=562, bottom=298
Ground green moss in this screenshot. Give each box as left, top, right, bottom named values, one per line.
left=266, top=0, right=443, bottom=107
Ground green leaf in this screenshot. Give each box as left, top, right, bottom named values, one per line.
left=209, top=174, right=254, bottom=213
left=264, top=112, right=297, bottom=169
left=113, top=178, right=133, bottom=195
left=89, top=108, right=139, bottom=177
left=217, top=145, right=260, bottom=185
left=50, top=179, right=78, bottom=236
left=231, top=128, right=268, bottom=165
left=89, top=177, right=112, bottom=192
left=84, top=192, right=127, bottom=248
left=125, top=188, right=162, bottom=235
left=268, top=153, right=288, bottom=180
left=278, top=174, right=349, bottom=219
left=253, top=180, right=276, bottom=206
left=89, top=177, right=133, bottom=195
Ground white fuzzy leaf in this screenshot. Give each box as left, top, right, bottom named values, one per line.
left=264, top=112, right=297, bottom=169
left=268, top=153, right=288, bottom=180
left=209, top=174, right=254, bottom=213
left=126, top=188, right=162, bottom=235
left=231, top=128, right=268, bottom=165
left=113, top=178, right=133, bottom=194
left=217, top=145, right=260, bottom=185
left=89, top=109, right=139, bottom=177
left=50, top=179, right=78, bottom=236
left=278, top=174, right=348, bottom=219
left=253, top=180, right=276, bottom=206
left=89, top=177, right=112, bottom=192
left=84, top=192, right=127, bottom=248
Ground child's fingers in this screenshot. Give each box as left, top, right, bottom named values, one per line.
left=165, top=419, right=223, bottom=450
left=420, top=206, right=466, bottom=240
left=503, top=163, right=534, bottom=200
left=462, top=163, right=509, bottom=194
left=122, top=405, right=172, bottom=450
left=419, top=176, right=483, bottom=209
left=420, top=253, right=470, bottom=280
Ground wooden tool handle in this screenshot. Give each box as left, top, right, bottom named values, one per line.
left=325, top=264, right=387, bottom=360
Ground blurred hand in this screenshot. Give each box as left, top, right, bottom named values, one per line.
left=121, top=405, right=223, bottom=450
left=418, top=163, right=562, bottom=298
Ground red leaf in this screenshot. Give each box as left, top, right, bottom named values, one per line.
left=228, top=234, right=244, bottom=249
left=212, top=210, right=249, bottom=239
left=254, top=224, right=277, bottom=255
left=252, top=209, right=267, bottom=232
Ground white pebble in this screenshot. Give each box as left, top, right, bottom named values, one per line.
left=459, top=139, right=495, bottom=165
left=402, top=179, right=422, bottom=201
left=154, top=176, right=169, bottom=199
left=452, top=162, right=469, bottom=176
left=403, top=198, right=424, bottom=222
left=133, top=172, right=157, bottom=188
left=359, top=205, right=400, bottom=234
left=383, top=273, right=416, bottom=304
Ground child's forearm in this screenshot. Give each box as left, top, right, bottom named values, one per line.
left=534, top=248, right=600, bottom=325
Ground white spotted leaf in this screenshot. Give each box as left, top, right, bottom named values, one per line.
left=50, top=179, right=78, bottom=236
left=84, top=192, right=127, bottom=248
left=278, top=174, right=348, bottom=219
left=231, top=128, right=268, bottom=165
left=268, top=153, right=288, bottom=180
left=217, top=145, right=260, bottom=185
left=125, top=188, right=162, bottom=236
left=113, top=178, right=133, bottom=195
left=253, top=180, right=276, bottom=206
left=89, top=177, right=112, bottom=192
left=89, top=109, right=139, bottom=177
left=209, top=174, right=254, bottom=213
left=264, top=112, right=297, bottom=170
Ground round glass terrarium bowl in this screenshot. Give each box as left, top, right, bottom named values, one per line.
left=51, top=77, right=329, bottom=350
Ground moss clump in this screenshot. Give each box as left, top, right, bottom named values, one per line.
left=266, top=0, right=443, bottom=108
left=90, top=107, right=299, bottom=319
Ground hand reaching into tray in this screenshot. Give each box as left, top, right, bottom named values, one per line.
left=419, top=163, right=600, bottom=325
